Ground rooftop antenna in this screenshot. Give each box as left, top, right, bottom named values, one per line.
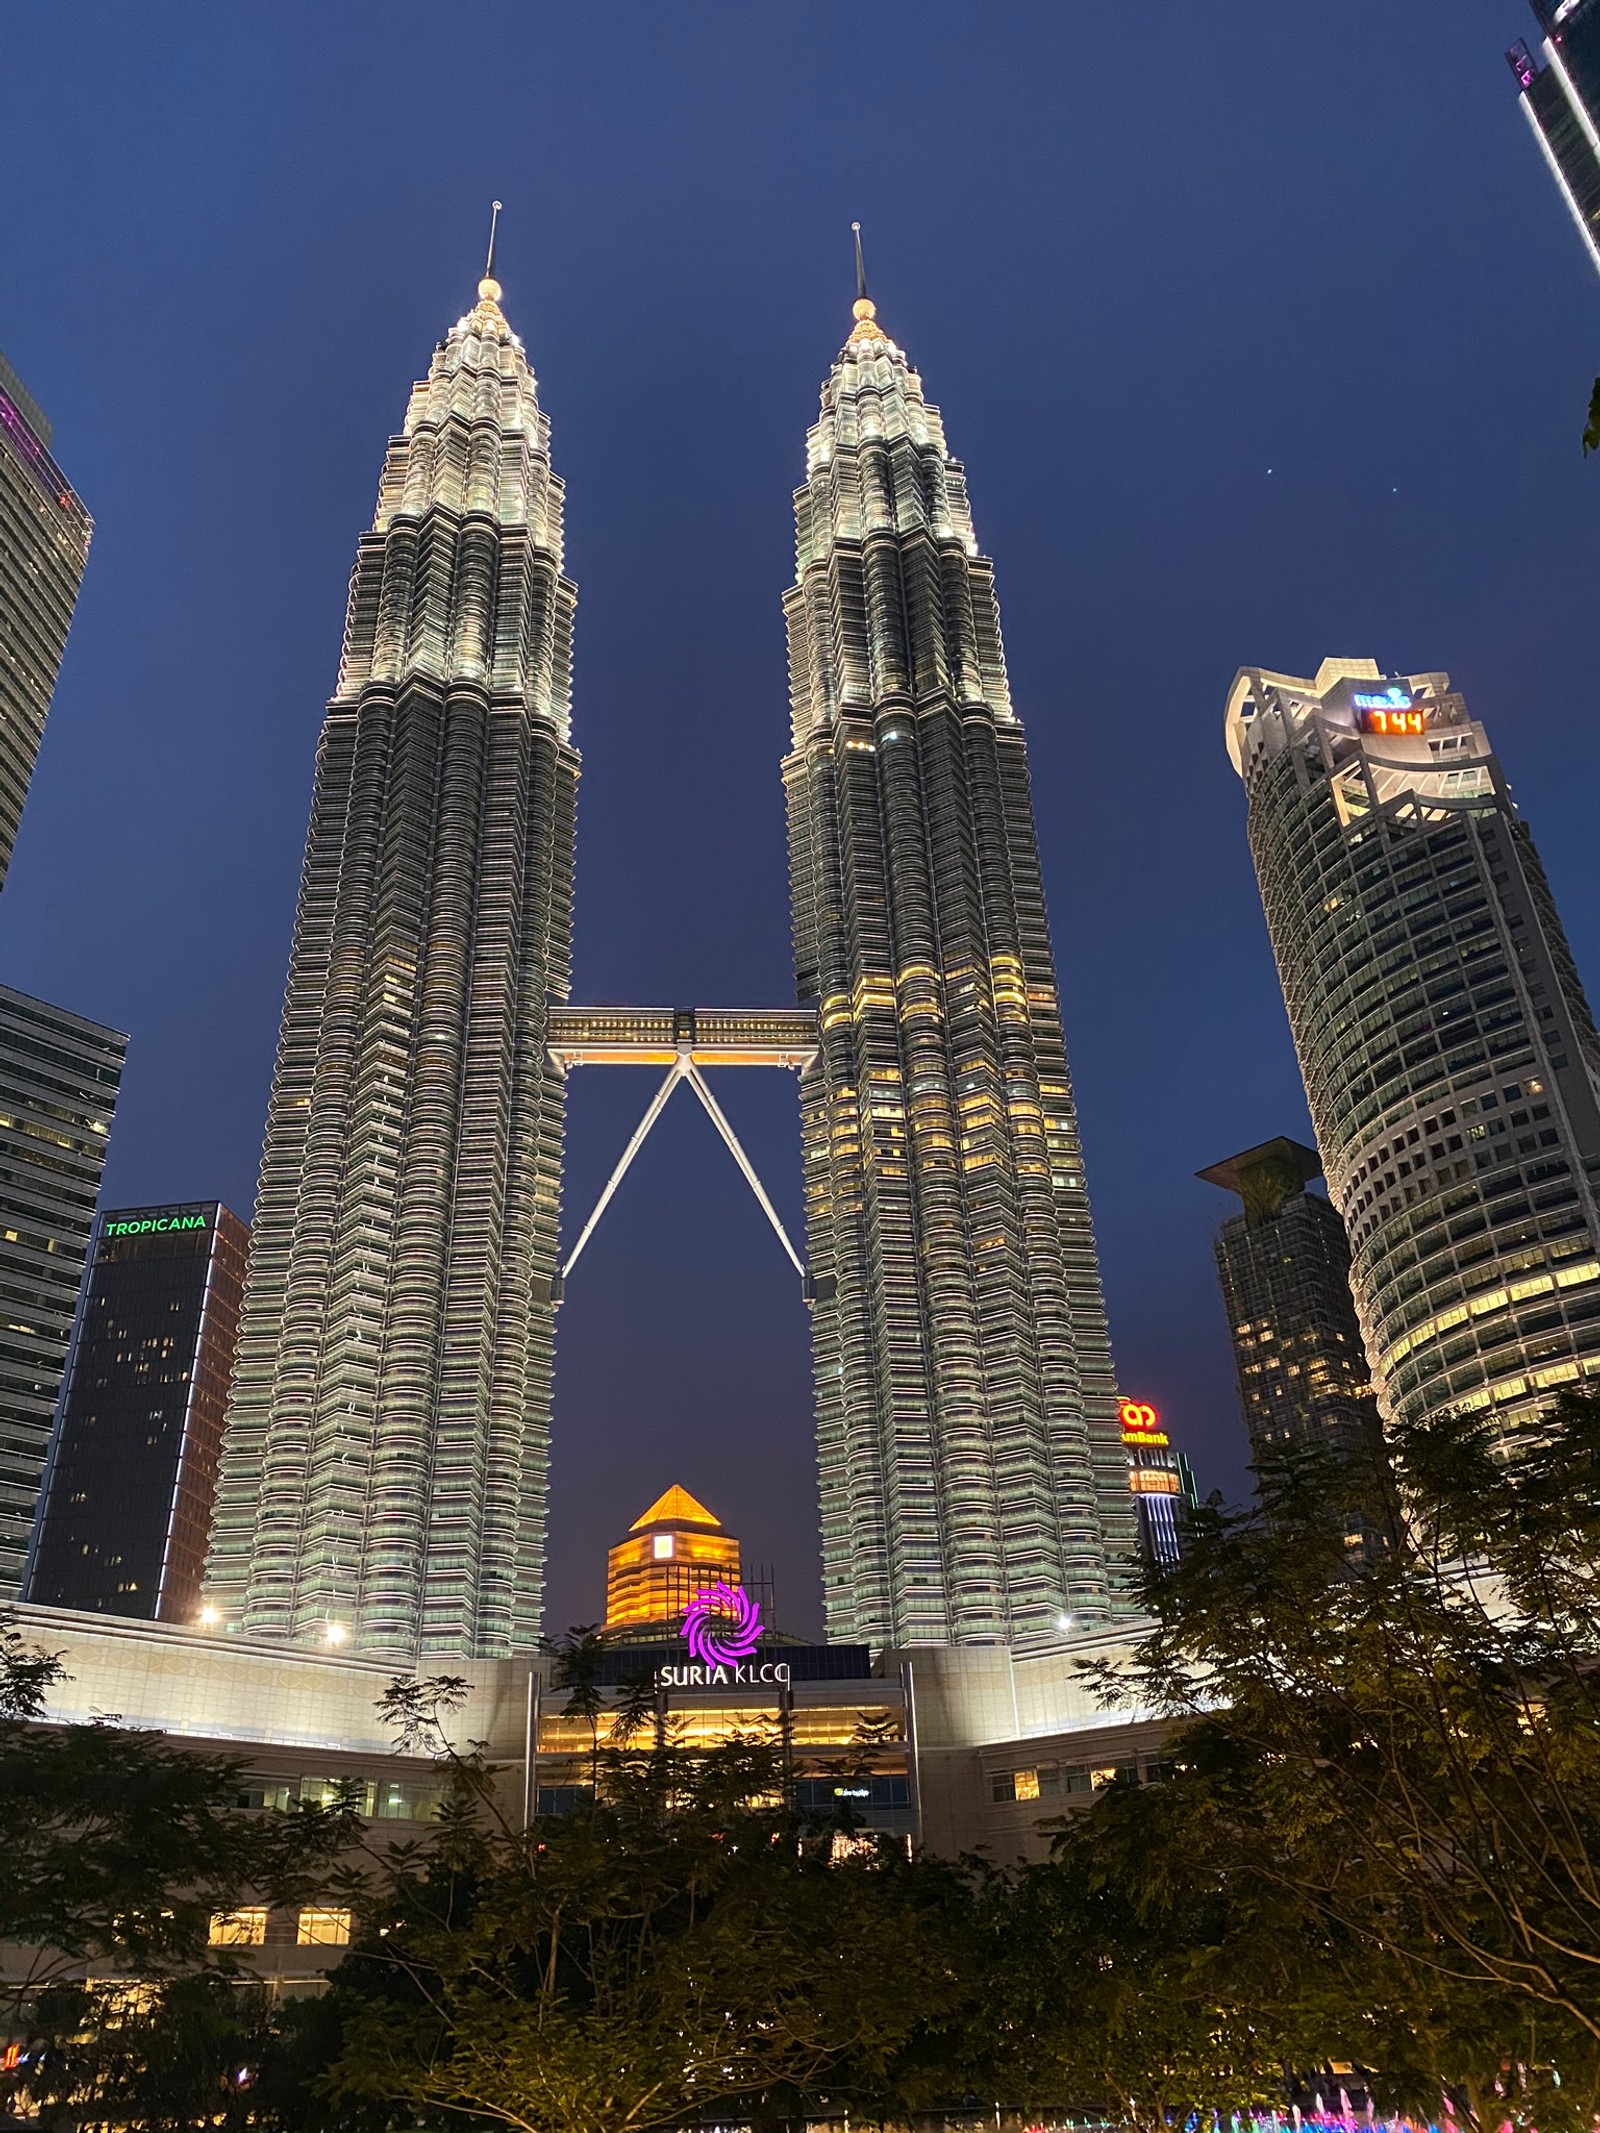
left=848, top=220, right=882, bottom=339
left=479, top=200, right=504, bottom=302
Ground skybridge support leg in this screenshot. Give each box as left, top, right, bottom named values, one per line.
left=684, top=1062, right=807, bottom=1283
left=555, top=1043, right=809, bottom=1297
left=560, top=1058, right=686, bottom=1282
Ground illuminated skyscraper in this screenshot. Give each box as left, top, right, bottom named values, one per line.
left=0, top=350, right=92, bottom=890
left=205, top=239, right=577, bottom=1657
left=1508, top=0, right=1600, bottom=279
left=1227, top=661, right=1600, bottom=1442
left=1199, top=1138, right=1392, bottom=1557
left=784, top=252, right=1136, bottom=1647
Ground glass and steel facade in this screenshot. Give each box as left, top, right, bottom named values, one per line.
left=1508, top=0, right=1600, bottom=279
left=204, top=267, right=577, bottom=1658
left=1227, top=660, right=1600, bottom=1440
left=783, top=292, right=1136, bottom=1648
left=0, top=984, right=125, bottom=1594
left=27, top=1202, right=247, bottom=1622
left=535, top=1680, right=915, bottom=1842
left=1198, top=1137, right=1385, bottom=1468
left=0, top=350, right=92, bottom=892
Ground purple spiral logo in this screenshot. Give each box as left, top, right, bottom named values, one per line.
left=681, top=1581, right=762, bottom=1667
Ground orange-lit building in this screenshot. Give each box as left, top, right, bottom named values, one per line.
left=604, top=1485, right=741, bottom=1632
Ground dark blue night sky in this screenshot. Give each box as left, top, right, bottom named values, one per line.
left=1, top=3, right=1595, bottom=1636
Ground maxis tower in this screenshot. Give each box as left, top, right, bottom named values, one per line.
left=784, top=266, right=1136, bottom=1647
left=205, top=247, right=577, bottom=1658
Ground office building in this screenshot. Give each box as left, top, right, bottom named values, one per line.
left=603, top=1484, right=741, bottom=1634
left=1227, top=661, right=1600, bottom=1442
left=1117, top=1398, right=1194, bottom=1569
left=783, top=249, right=1136, bottom=1649
left=0, top=985, right=125, bottom=1595
left=0, top=350, right=93, bottom=892
left=204, top=241, right=578, bottom=1658
left=1198, top=1137, right=1385, bottom=1469
left=1508, top=0, right=1600, bottom=279
left=27, top=1202, right=247, bottom=1623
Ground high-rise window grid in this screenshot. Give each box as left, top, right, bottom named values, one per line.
left=27, top=1203, right=247, bottom=1622
left=1228, top=661, right=1600, bottom=1440
left=0, top=985, right=125, bottom=1595
left=784, top=294, right=1136, bottom=1647
left=204, top=270, right=577, bottom=1658
left=1508, top=0, right=1600, bottom=280
left=0, top=350, right=92, bottom=895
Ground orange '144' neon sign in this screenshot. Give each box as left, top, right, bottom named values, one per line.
left=1363, top=706, right=1425, bottom=737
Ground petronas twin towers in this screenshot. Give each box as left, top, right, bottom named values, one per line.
left=203, top=244, right=1137, bottom=1659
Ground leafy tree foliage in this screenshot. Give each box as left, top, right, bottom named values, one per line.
left=0, top=1609, right=359, bottom=2098
left=323, top=1729, right=990, bottom=2133
left=1043, top=1392, right=1600, bottom=2127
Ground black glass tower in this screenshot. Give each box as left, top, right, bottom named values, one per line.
left=28, top=1203, right=247, bottom=1623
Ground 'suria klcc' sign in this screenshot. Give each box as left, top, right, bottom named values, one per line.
left=653, top=1581, right=792, bottom=1689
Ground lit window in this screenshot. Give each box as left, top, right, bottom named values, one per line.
left=1012, top=1768, right=1041, bottom=1802
left=296, top=1907, right=352, bottom=1947
left=652, top=1534, right=674, bottom=1560
left=209, top=1908, right=268, bottom=1947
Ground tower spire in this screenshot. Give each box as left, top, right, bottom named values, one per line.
left=847, top=220, right=885, bottom=343
left=479, top=200, right=504, bottom=305
left=787, top=268, right=1136, bottom=1647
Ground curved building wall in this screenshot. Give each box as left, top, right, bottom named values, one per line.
left=1228, top=659, right=1600, bottom=1437
left=205, top=279, right=577, bottom=1659
left=784, top=298, right=1135, bottom=1648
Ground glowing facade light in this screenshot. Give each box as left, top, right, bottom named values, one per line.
left=1506, top=23, right=1600, bottom=284
left=1119, top=1394, right=1191, bottom=1566
left=204, top=266, right=576, bottom=1660
left=1225, top=659, right=1600, bottom=1441
left=784, top=284, right=1137, bottom=1648
left=605, top=1486, right=741, bottom=1630
left=1118, top=1397, right=1169, bottom=1446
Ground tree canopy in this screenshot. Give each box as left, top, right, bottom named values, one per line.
left=0, top=1610, right=360, bottom=2124
left=1039, top=1390, right=1600, bottom=2127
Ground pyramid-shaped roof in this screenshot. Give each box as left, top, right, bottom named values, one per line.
left=630, top=1484, right=721, bottom=1532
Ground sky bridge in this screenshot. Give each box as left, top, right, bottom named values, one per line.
left=548, top=1005, right=818, bottom=1296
